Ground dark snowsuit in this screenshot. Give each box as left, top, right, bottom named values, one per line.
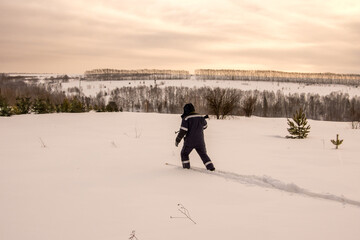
left=175, top=103, right=215, bottom=171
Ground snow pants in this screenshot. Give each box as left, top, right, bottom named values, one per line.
left=181, top=145, right=215, bottom=170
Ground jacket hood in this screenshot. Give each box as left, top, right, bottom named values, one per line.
left=181, top=103, right=195, bottom=119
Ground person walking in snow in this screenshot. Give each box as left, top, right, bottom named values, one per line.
left=175, top=103, right=215, bottom=171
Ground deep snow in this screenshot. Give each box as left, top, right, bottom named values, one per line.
left=1, top=112, right=360, bottom=240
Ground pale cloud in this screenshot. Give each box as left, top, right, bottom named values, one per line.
left=0, top=0, right=359, bottom=74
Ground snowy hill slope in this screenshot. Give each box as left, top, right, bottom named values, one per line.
left=1, top=112, right=360, bottom=240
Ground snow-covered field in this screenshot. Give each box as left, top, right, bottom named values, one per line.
left=60, top=79, right=360, bottom=97
left=7, top=73, right=360, bottom=97
left=1, top=112, right=359, bottom=240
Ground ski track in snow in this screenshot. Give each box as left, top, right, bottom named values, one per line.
left=168, top=164, right=360, bottom=208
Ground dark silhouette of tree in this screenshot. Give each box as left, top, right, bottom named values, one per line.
left=205, top=87, right=239, bottom=119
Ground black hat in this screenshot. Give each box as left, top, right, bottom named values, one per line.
left=181, top=103, right=195, bottom=118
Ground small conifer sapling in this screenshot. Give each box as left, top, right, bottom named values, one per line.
left=286, top=108, right=311, bottom=139
left=331, top=134, right=343, bottom=149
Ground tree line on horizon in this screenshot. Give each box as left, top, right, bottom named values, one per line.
left=195, top=69, right=360, bottom=86
left=1, top=73, right=360, bottom=122
left=84, top=68, right=360, bottom=86
left=4, top=68, right=360, bottom=87
left=84, top=69, right=191, bottom=80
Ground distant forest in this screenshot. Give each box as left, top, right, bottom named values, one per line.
left=83, top=68, right=360, bottom=86
left=195, top=69, right=360, bottom=86
left=85, top=69, right=190, bottom=80
left=1, top=73, right=360, bottom=122
left=106, top=85, right=360, bottom=122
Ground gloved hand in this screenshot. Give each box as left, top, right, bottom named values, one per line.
left=175, top=140, right=179, bottom=147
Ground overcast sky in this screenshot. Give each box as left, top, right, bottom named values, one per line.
left=0, top=0, right=359, bottom=74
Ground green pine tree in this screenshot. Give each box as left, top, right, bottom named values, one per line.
left=286, top=108, right=311, bottom=139
left=32, top=98, right=54, bottom=114
left=106, top=101, right=119, bottom=112
left=61, top=98, right=71, bottom=112
left=15, top=97, right=32, bottom=114
left=69, top=97, right=85, bottom=113
left=0, top=95, right=13, bottom=117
